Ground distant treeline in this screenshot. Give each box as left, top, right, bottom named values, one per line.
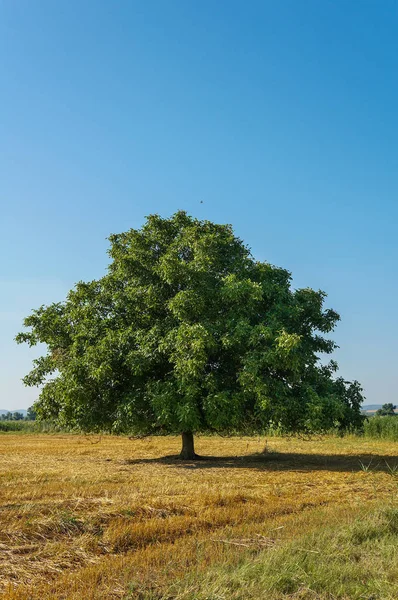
left=0, top=407, right=36, bottom=421
left=1, top=410, right=398, bottom=441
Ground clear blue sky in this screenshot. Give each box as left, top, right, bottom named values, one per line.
left=1, top=0, right=397, bottom=409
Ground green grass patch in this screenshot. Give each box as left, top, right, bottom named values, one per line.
left=0, top=420, right=36, bottom=432
left=141, top=506, right=398, bottom=599
left=0, top=420, right=66, bottom=433
left=364, top=416, right=398, bottom=441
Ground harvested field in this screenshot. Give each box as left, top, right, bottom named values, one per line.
left=0, top=434, right=397, bottom=599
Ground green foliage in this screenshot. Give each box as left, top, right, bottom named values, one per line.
left=1, top=411, right=25, bottom=421
left=0, top=413, right=13, bottom=421
left=376, top=403, right=397, bottom=417
left=0, top=420, right=31, bottom=432
left=364, top=416, right=398, bottom=441
left=0, top=420, right=66, bottom=433
left=26, top=406, right=37, bottom=421
left=16, top=212, right=364, bottom=435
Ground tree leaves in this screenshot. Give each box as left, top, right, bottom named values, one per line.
left=16, top=211, right=364, bottom=434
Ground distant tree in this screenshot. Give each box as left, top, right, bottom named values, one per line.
left=376, top=403, right=396, bottom=417
left=12, top=412, right=24, bottom=421
left=26, top=406, right=36, bottom=421
left=16, top=212, right=364, bottom=459
left=5, top=412, right=13, bottom=421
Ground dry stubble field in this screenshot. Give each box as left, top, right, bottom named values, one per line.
left=1, top=433, right=398, bottom=600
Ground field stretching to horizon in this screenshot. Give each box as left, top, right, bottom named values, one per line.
left=1, top=433, right=398, bottom=599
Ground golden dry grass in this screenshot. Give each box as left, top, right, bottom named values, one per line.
left=0, top=433, right=397, bottom=599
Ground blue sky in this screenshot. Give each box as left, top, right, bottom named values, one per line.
left=1, top=0, right=398, bottom=409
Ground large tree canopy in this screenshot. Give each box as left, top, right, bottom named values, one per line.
left=17, top=212, right=363, bottom=458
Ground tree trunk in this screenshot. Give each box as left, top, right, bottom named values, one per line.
left=179, top=431, right=198, bottom=460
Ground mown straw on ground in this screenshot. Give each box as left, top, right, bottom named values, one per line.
left=0, top=434, right=397, bottom=599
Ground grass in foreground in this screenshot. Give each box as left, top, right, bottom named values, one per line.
left=0, top=434, right=397, bottom=599
left=155, top=505, right=398, bottom=600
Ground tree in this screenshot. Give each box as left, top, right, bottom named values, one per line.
left=376, top=403, right=396, bottom=417
left=12, top=412, right=24, bottom=421
left=26, top=406, right=37, bottom=421
left=16, top=212, right=364, bottom=459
